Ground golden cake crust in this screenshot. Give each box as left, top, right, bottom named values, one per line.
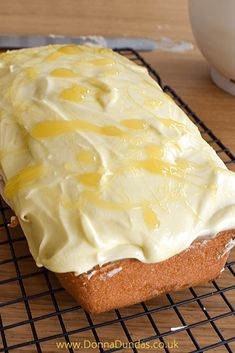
left=56, top=230, right=235, bottom=314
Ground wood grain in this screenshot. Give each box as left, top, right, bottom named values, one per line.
left=0, top=0, right=234, bottom=352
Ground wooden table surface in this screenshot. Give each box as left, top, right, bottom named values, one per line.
left=0, top=1, right=234, bottom=352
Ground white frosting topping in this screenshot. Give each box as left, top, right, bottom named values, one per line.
left=0, top=45, right=234, bottom=275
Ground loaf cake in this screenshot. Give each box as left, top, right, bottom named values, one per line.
left=0, top=45, right=234, bottom=314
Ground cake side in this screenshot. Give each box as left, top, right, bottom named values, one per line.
left=56, top=230, right=235, bottom=314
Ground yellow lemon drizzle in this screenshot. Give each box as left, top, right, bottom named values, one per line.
left=145, top=145, right=164, bottom=159
left=50, top=68, right=80, bottom=78
left=58, top=45, right=83, bottom=54
left=101, top=125, right=125, bottom=136
left=60, top=84, right=89, bottom=103
left=89, top=58, right=115, bottom=66
left=143, top=206, right=160, bottom=228
left=32, top=120, right=126, bottom=138
left=77, top=150, right=96, bottom=163
left=160, top=118, right=186, bottom=131
left=121, top=119, right=146, bottom=130
left=130, top=159, right=189, bottom=178
left=4, top=164, right=46, bottom=199
left=77, top=172, right=101, bottom=187
left=79, top=191, right=160, bottom=229
left=44, top=51, right=62, bottom=62
left=24, top=67, right=38, bottom=79
left=95, top=48, right=113, bottom=54
left=87, top=78, right=111, bottom=107
left=45, top=46, right=83, bottom=61
left=62, top=193, right=160, bottom=229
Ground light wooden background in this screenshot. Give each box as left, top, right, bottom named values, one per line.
left=0, top=1, right=234, bottom=352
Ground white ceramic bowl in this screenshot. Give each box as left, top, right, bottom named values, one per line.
left=189, top=0, right=235, bottom=95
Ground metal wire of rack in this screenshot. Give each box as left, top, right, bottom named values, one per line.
left=0, top=48, right=234, bottom=353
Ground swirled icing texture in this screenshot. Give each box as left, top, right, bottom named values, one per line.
left=0, top=45, right=235, bottom=275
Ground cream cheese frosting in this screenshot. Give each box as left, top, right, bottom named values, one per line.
left=0, top=44, right=235, bottom=275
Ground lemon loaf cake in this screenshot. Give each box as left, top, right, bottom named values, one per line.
left=0, top=45, right=234, bottom=313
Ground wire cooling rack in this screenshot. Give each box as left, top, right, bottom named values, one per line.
left=0, top=48, right=235, bottom=353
